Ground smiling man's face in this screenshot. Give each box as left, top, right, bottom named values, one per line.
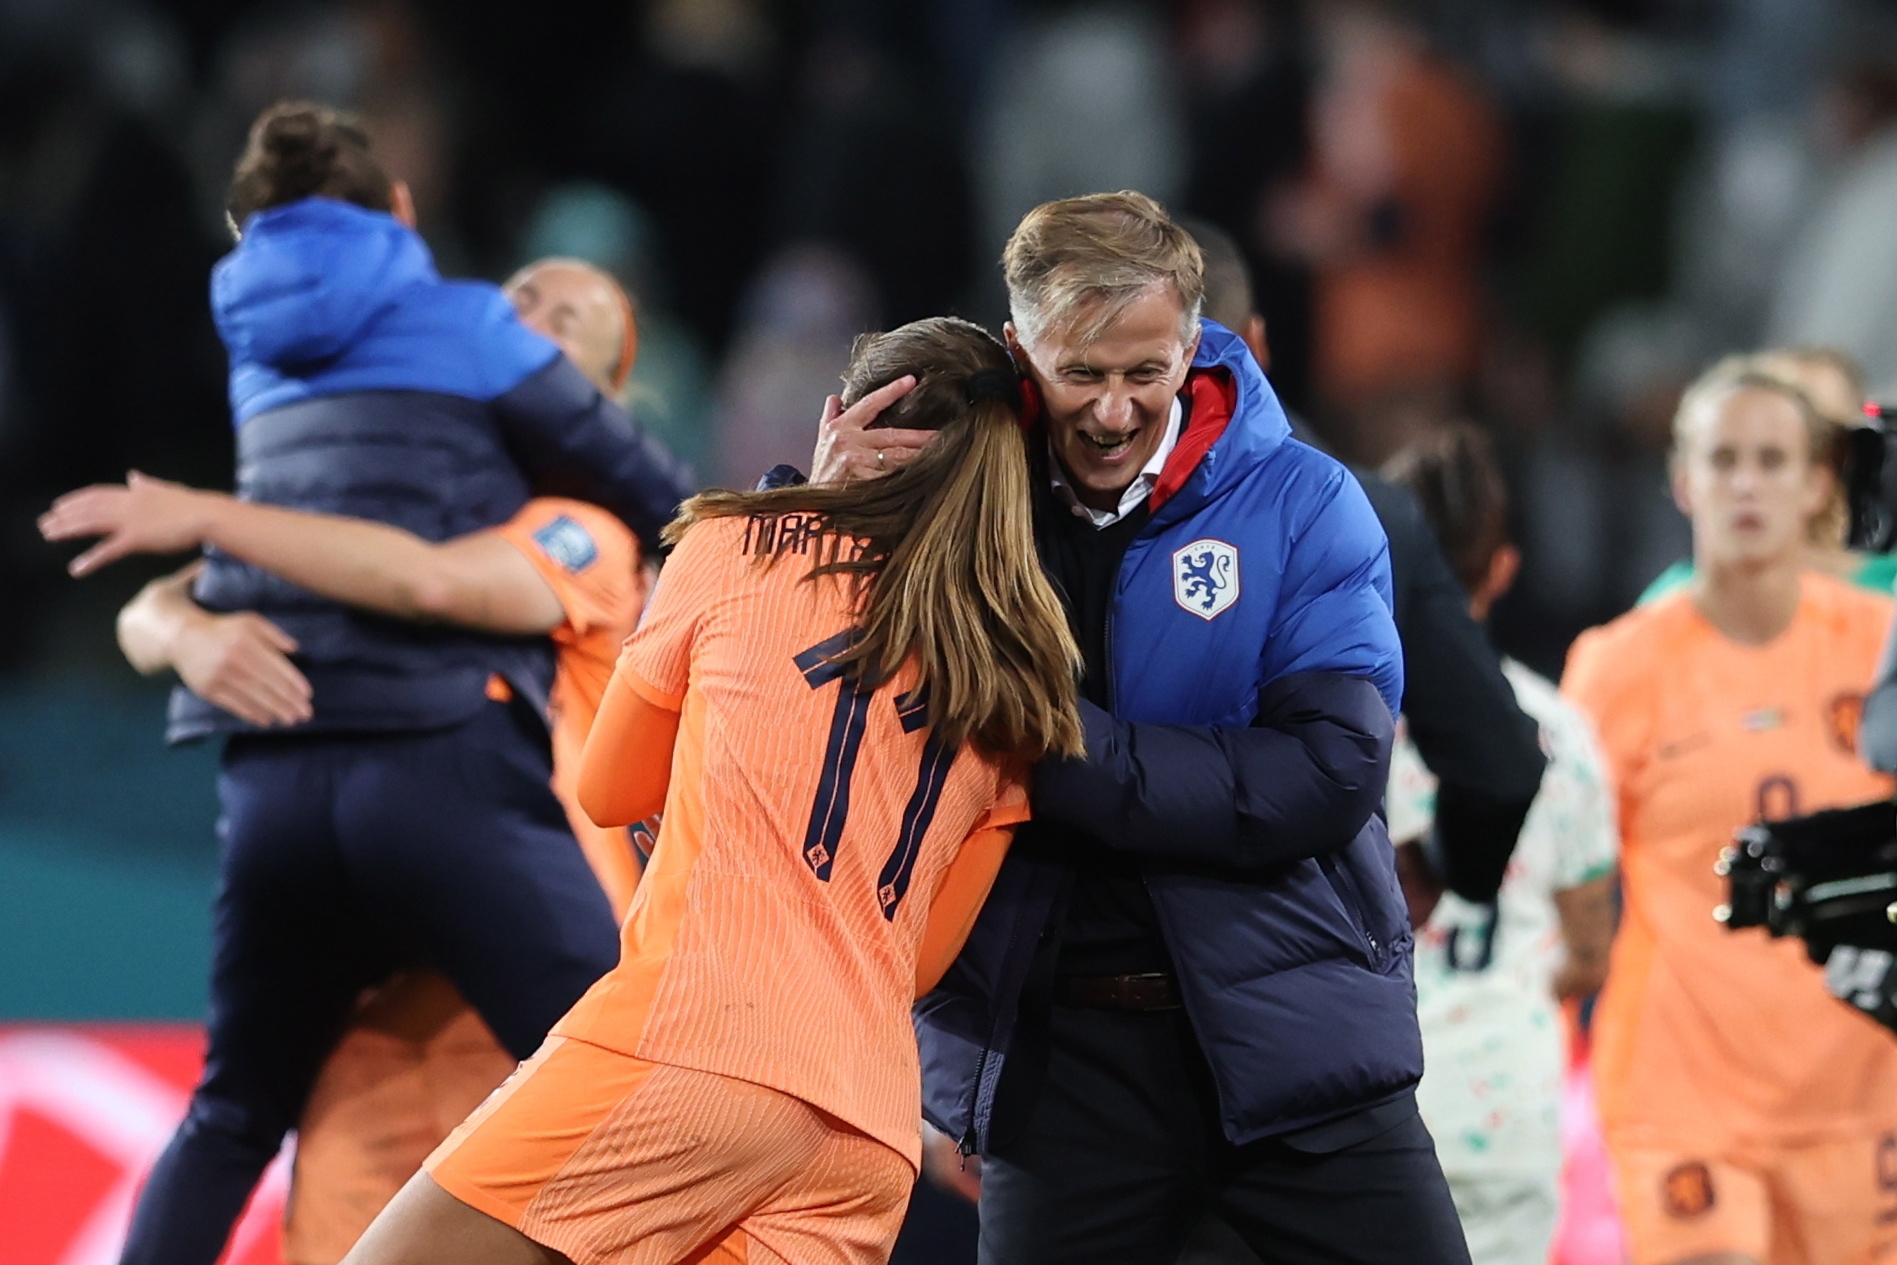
left=1009, top=283, right=1199, bottom=512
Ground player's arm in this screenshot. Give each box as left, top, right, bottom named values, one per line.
left=915, top=821, right=1017, bottom=996
left=491, top=355, right=696, bottom=556
left=579, top=520, right=711, bottom=826
left=42, top=472, right=565, bottom=635
left=1552, top=871, right=1617, bottom=1000
left=578, top=668, right=680, bottom=827
left=117, top=563, right=313, bottom=727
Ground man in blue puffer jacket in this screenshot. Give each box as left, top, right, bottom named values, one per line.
left=113, top=104, right=693, bottom=1265
left=824, top=192, right=1467, bottom=1264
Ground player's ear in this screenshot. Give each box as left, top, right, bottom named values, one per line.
left=1669, top=451, right=1693, bottom=517
left=1803, top=459, right=1836, bottom=519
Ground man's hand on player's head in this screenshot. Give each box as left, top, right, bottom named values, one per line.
left=39, top=471, right=221, bottom=576
left=809, top=375, right=935, bottom=485
left=171, top=609, right=313, bottom=728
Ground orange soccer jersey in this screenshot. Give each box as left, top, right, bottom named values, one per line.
left=1562, top=575, right=1897, bottom=1153
left=285, top=498, right=646, bottom=1265
left=495, top=497, right=650, bottom=915
left=548, top=512, right=1029, bottom=1165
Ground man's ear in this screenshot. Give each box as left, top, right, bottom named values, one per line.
left=1669, top=452, right=1693, bottom=517
left=390, top=180, right=417, bottom=228
left=1002, top=322, right=1024, bottom=360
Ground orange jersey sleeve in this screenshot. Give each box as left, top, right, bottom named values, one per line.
left=914, top=778, right=1029, bottom=996
left=580, top=667, right=681, bottom=828
left=1561, top=610, right=1657, bottom=855
left=611, top=517, right=721, bottom=710
left=495, top=498, right=650, bottom=916
left=494, top=498, right=643, bottom=648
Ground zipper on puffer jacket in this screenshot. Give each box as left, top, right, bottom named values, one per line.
left=1319, top=852, right=1379, bottom=959
left=957, top=1047, right=991, bottom=1157
left=954, top=863, right=1062, bottom=1158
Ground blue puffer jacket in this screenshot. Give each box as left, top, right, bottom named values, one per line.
left=916, top=321, right=1418, bottom=1150
left=170, top=197, right=693, bottom=741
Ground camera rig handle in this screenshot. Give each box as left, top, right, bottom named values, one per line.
left=1718, top=798, right=1897, bottom=1035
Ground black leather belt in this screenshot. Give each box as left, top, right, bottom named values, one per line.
left=1053, top=972, right=1182, bottom=1011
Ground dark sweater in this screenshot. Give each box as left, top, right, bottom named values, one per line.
left=1033, top=475, right=1174, bottom=976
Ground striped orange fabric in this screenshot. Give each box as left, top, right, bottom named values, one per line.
left=1562, top=574, right=1897, bottom=1153
left=553, top=513, right=1029, bottom=1165
left=428, top=1036, right=911, bottom=1265
left=497, top=497, right=649, bottom=917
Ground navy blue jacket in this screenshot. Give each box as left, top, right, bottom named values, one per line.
left=915, top=322, right=1419, bottom=1150
left=169, top=198, right=694, bottom=741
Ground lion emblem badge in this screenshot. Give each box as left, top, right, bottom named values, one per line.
left=1172, top=539, right=1240, bottom=620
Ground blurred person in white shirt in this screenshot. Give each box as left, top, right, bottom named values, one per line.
left=1381, top=422, right=1620, bottom=1265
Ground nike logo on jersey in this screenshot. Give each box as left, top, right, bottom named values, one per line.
left=1656, top=733, right=1712, bottom=760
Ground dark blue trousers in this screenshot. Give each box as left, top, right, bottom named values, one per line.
left=119, top=701, right=620, bottom=1265
left=977, top=1005, right=1470, bottom=1265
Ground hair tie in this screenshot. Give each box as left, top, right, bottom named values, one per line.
left=965, top=367, right=1023, bottom=412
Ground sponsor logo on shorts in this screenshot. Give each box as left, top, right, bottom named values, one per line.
left=533, top=515, right=599, bottom=572
left=1662, top=1160, right=1716, bottom=1219
left=1172, top=539, right=1240, bottom=620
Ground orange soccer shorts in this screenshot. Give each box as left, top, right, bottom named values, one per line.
left=425, top=1037, right=914, bottom=1265
left=1610, top=1134, right=1897, bottom=1265
left=286, top=971, right=516, bottom=1264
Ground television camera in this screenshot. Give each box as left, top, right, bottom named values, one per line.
left=1718, top=800, right=1897, bottom=1033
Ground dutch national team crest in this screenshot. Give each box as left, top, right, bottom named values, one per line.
left=1172, top=539, right=1240, bottom=620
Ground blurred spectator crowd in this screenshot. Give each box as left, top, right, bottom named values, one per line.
left=6, top=0, right=1897, bottom=680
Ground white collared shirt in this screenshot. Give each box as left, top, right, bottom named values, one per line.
left=1047, top=396, right=1184, bottom=529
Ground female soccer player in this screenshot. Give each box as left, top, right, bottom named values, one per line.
left=1564, top=359, right=1897, bottom=1265
left=45, top=486, right=644, bottom=1258
left=1640, top=347, right=1891, bottom=601
left=343, top=315, right=1083, bottom=1265
left=59, top=98, right=689, bottom=1265
left=39, top=251, right=657, bottom=1264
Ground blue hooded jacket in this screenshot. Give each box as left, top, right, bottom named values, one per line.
left=213, top=198, right=557, bottom=421
left=171, top=198, right=693, bottom=741
left=915, top=321, right=1420, bottom=1150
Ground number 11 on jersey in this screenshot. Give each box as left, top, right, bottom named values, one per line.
left=796, top=633, right=959, bottom=920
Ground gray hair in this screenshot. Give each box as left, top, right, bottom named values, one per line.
left=1003, top=191, right=1204, bottom=350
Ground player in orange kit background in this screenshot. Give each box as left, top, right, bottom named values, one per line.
left=1562, top=357, right=1897, bottom=1265
left=39, top=259, right=651, bottom=1264
left=341, top=316, right=1083, bottom=1265
left=47, top=493, right=645, bottom=1261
